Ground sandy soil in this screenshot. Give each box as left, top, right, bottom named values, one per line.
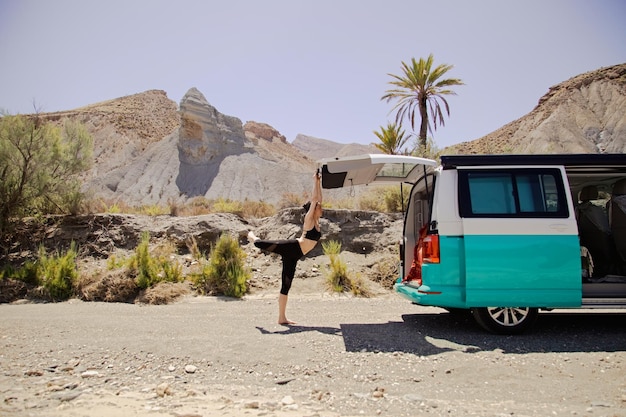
left=1, top=274, right=625, bottom=417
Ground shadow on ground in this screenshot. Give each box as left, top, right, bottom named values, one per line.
left=255, top=325, right=342, bottom=336
left=340, top=311, right=626, bottom=356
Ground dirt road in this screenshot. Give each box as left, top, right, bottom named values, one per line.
left=1, top=293, right=625, bottom=417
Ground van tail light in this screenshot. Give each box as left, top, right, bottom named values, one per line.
left=422, top=233, right=440, bottom=264
left=403, top=226, right=435, bottom=286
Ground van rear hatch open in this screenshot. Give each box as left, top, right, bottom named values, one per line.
left=319, top=154, right=437, bottom=189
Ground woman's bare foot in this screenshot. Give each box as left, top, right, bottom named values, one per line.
left=248, top=231, right=259, bottom=242
left=278, top=294, right=294, bottom=325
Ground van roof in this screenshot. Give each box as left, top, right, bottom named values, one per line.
left=441, top=154, right=626, bottom=173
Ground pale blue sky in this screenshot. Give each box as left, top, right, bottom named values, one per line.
left=1, top=0, right=624, bottom=149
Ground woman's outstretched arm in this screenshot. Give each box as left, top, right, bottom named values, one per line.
left=311, top=170, right=322, bottom=204
left=303, top=171, right=322, bottom=228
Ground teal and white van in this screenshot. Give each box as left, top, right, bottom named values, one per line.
left=320, top=154, right=626, bottom=334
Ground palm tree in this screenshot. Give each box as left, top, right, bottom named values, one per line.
left=381, top=54, right=464, bottom=149
left=372, top=122, right=410, bottom=155
left=372, top=122, right=411, bottom=212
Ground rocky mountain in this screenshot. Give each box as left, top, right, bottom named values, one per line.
left=34, top=63, right=625, bottom=208
left=292, top=134, right=379, bottom=160
left=448, top=63, right=626, bottom=154
left=43, top=88, right=318, bottom=206
left=41, top=89, right=180, bottom=181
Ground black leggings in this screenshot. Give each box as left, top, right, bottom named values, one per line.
left=254, top=239, right=303, bottom=295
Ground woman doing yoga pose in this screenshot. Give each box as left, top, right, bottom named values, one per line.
left=248, top=171, right=323, bottom=325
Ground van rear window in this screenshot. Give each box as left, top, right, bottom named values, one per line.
left=458, top=169, right=568, bottom=218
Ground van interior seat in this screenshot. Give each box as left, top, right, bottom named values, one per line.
left=576, top=185, right=615, bottom=277
left=609, top=178, right=626, bottom=264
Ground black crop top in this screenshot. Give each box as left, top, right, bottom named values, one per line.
left=304, top=227, right=321, bottom=241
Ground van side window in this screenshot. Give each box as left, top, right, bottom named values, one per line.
left=459, top=169, right=568, bottom=218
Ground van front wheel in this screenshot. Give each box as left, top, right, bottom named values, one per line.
left=471, top=307, right=538, bottom=334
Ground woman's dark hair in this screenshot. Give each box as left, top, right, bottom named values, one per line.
left=302, top=201, right=311, bottom=212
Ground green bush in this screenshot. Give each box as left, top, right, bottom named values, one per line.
left=130, top=232, right=160, bottom=289
left=322, top=240, right=371, bottom=297
left=0, top=243, right=79, bottom=300
left=192, top=234, right=249, bottom=297
left=382, top=185, right=411, bottom=212
left=0, top=115, right=93, bottom=232
left=1, top=261, right=39, bottom=286
left=160, top=258, right=182, bottom=283
left=38, top=242, right=79, bottom=301
left=346, top=273, right=371, bottom=297
left=358, top=186, right=411, bottom=213
left=128, top=232, right=183, bottom=289
left=212, top=198, right=243, bottom=216
left=358, top=191, right=386, bottom=212
left=322, top=240, right=350, bottom=292
left=140, top=204, right=169, bottom=216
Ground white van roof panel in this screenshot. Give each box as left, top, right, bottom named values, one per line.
left=318, top=154, right=437, bottom=189
left=441, top=154, right=626, bottom=172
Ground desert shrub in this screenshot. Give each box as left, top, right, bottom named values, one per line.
left=167, top=197, right=183, bottom=216
left=186, top=236, right=204, bottom=261
left=0, top=278, right=29, bottom=303
left=105, top=203, right=122, bottom=213
left=322, top=240, right=371, bottom=296
left=152, top=239, right=178, bottom=259
left=241, top=199, right=276, bottom=219
left=358, top=186, right=410, bottom=213
left=1, top=260, right=39, bottom=286
left=0, top=115, right=93, bottom=232
left=0, top=252, right=72, bottom=302
left=80, top=197, right=106, bottom=214
left=278, top=192, right=307, bottom=209
left=136, top=282, right=191, bottom=305
left=371, top=256, right=400, bottom=289
left=128, top=232, right=183, bottom=290
left=84, top=199, right=172, bottom=216
left=160, top=257, right=183, bottom=283
left=38, top=242, right=79, bottom=301
left=140, top=204, right=169, bottom=216
left=192, top=233, right=249, bottom=297
left=326, top=197, right=358, bottom=210
left=212, top=198, right=243, bottom=216
left=382, top=185, right=411, bottom=212
left=322, top=240, right=350, bottom=292
left=77, top=270, right=139, bottom=303
left=62, top=189, right=86, bottom=216
left=129, top=232, right=160, bottom=289
left=181, top=196, right=212, bottom=216
left=346, top=273, right=371, bottom=297
left=358, top=191, right=386, bottom=212
left=107, top=254, right=126, bottom=270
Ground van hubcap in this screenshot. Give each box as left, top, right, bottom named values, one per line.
left=486, top=307, right=529, bottom=326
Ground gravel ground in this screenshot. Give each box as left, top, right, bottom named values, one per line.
left=1, top=290, right=625, bottom=417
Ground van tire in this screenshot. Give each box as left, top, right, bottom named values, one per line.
left=471, top=307, right=538, bottom=334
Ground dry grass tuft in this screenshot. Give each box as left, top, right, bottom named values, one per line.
left=136, top=282, right=192, bottom=305
left=0, top=279, right=29, bottom=303
left=77, top=270, right=139, bottom=303
left=370, top=256, right=400, bottom=289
